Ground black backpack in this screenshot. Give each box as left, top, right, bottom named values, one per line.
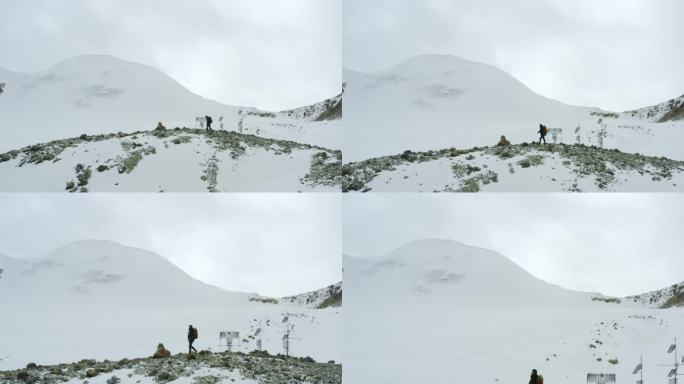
left=206, top=116, right=213, bottom=124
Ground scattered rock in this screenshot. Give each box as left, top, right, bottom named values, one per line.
left=16, top=371, right=29, bottom=382
left=497, top=135, right=511, bottom=146
left=152, top=343, right=171, bottom=358
left=85, top=368, right=99, bottom=377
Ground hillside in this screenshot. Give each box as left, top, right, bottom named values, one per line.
left=281, top=282, right=342, bottom=309
left=342, top=54, right=684, bottom=164
left=343, top=239, right=684, bottom=384
left=342, top=142, right=684, bottom=192
left=626, top=282, right=684, bottom=308
left=0, top=55, right=340, bottom=153
left=0, top=241, right=341, bottom=371
left=0, top=128, right=341, bottom=192
left=280, top=92, right=343, bottom=122
left=624, top=95, right=684, bottom=123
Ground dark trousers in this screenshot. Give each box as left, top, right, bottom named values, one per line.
left=539, top=135, right=546, bottom=144
left=189, top=338, right=197, bottom=353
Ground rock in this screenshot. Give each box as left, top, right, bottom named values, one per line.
left=153, top=343, right=171, bottom=358
left=25, top=362, right=37, bottom=369
left=497, top=135, right=511, bottom=146
left=16, top=371, right=30, bottom=382
left=157, top=370, right=176, bottom=382
left=51, top=367, right=62, bottom=374
left=85, top=368, right=99, bottom=377
left=79, top=359, right=96, bottom=366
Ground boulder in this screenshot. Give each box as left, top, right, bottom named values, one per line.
left=153, top=343, right=171, bottom=358
left=85, top=368, right=99, bottom=378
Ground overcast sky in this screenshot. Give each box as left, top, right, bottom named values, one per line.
left=344, top=194, right=684, bottom=297
left=0, top=194, right=341, bottom=297
left=344, top=0, right=684, bottom=111
left=0, top=0, right=341, bottom=111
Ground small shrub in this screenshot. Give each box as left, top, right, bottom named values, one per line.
left=77, top=168, right=92, bottom=186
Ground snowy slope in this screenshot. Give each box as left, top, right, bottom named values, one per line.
left=0, top=128, right=341, bottom=192
left=626, top=282, right=684, bottom=308
left=280, top=92, right=342, bottom=122
left=281, top=282, right=342, bottom=309
left=344, top=239, right=683, bottom=384
left=0, top=241, right=341, bottom=371
left=343, top=54, right=684, bottom=162
left=0, top=55, right=340, bottom=152
left=624, top=94, right=684, bottom=122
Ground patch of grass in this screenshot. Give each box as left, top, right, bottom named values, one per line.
left=77, top=167, right=92, bottom=187
left=302, top=151, right=342, bottom=188
left=200, top=155, right=219, bottom=192
left=119, top=152, right=142, bottom=174
left=171, top=136, right=192, bottom=145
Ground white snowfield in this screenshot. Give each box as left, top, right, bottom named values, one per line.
left=344, top=239, right=683, bottom=384
left=61, top=367, right=257, bottom=384
left=0, top=241, right=340, bottom=371
left=0, top=55, right=340, bottom=153
left=343, top=54, right=684, bottom=163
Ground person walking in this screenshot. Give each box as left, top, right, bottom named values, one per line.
left=538, top=124, right=548, bottom=144
left=188, top=324, right=198, bottom=353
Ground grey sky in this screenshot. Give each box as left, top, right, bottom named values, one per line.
left=0, top=193, right=341, bottom=297
left=343, top=194, right=684, bottom=297
left=0, top=0, right=341, bottom=111
left=344, top=0, right=684, bottom=111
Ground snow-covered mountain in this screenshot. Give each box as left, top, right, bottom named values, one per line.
left=0, top=55, right=340, bottom=152
left=343, top=54, right=684, bottom=163
left=626, top=281, right=684, bottom=308
left=281, top=282, right=342, bottom=309
left=0, top=240, right=341, bottom=371
left=280, top=92, right=342, bottom=122
left=344, top=239, right=683, bottom=384
left=624, top=95, right=684, bottom=123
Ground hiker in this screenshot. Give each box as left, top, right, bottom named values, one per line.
left=538, top=124, right=548, bottom=144
left=188, top=325, right=198, bottom=353
left=529, top=369, right=543, bottom=384
left=205, top=115, right=213, bottom=131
